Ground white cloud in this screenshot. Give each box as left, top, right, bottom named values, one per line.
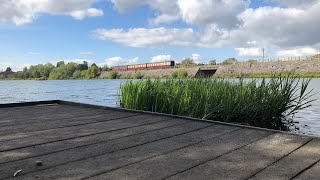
left=149, top=14, right=180, bottom=26
left=229, top=3, right=320, bottom=48
left=277, top=47, right=320, bottom=57
left=151, top=55, right=172, bottom=62
left=177, top=0, right=249, bottom=28
left=69, top=8, right=103, bottom=20
left=276, top=0, right=319, bottom=8
left=191, top=53, right=201, bottom=64
left=0, top=0, right=103, bottom=25
left=99, top=57, right=139, bottom=67
left=111, top=0, right=249, bottom=28
left=102, top=0, right=320, bottom=57
left=235, top=48, right=263, bottom=57
left=94, top=28, right=196, bottom=48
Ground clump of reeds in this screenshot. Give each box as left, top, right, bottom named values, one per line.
left=119, top=76, right=315, bottom=131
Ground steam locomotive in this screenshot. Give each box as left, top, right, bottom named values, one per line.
left=112, top=61, right=175, bottom=71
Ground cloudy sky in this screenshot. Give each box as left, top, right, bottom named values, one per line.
left=1, top=0, right=320, bottom=70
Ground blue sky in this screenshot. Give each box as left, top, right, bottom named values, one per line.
left=0, top=0, right=319, bottom=71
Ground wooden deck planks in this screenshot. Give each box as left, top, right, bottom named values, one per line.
left=294, top=161, right=320, bottom=180
left=89, top=128, right=271, bottom=180
left=0, top=119, right=187, bottom=164
left=0, top=111, right=137, bottom=135
left=249, top=138, right=320, bottom=180
left=0, top=101, right=319, bottom=180
left=166, top=133, right=312, bottom=180
left=11, top=124, right=238, bottom=179
left=0, top=114, right=170, bottom=151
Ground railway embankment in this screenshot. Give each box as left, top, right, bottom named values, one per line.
left=215, top=58, right=320, bottom=76
left=100, top=58, right=320, bottom=79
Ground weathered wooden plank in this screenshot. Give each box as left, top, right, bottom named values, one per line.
left=1, top=122, right=215, bottom=179
left=10, top=124, right=238, bottom=179
left=0, top=112, right=139, bottom=142
left=293, top=161, right=320, bottom=180
left=166, top=133, right=312, bottom=180
left=0, top=119, right=188, bottom=164
left=0, top=107, right=118, bottom=126
left=0, top=104, right=82, bottom=117
left=249, top=138, right=320, bottom=180
left=89, top=128, right=272, bottom=180
left=0, top=111, right=137, bottom=135
left=0, top=115, right=169, bottom=151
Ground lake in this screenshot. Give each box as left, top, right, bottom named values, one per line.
left=0, top=79, right=319, bottom=137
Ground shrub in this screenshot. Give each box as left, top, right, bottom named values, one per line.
left=108, top=70, right=118, bottom=79
left=120, top=73, right=132, bottom=79
left=171, top=71, right=178, bottom=78
left=177, top=69, right=188, bottom=78
left=132, top=71, right=143, bottom=79
left=120, top=76, right=314, bottom=131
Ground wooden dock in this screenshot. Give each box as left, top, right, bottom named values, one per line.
left=0, top=100, right=319, bottom=180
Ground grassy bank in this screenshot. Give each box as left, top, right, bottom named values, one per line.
left=216, top=72, right=320, bottom=78
left=120, top=76, right=314, bottom=131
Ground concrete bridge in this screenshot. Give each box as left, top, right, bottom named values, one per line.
left=195, top=66, right=219, bottom=77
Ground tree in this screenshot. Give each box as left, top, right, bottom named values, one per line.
left=209, top=59, right=217, bottom=65
left=29, top=65, right=42, bottom=78
left=180, top=58, right=195, bottom=67
left=76, top=61, right=89, bottom=71
left=91, top=63, right=98, bottom=68
left=57, top=61, right=65, bottom=67
left=41, top=63, right=55, bottom=78
left=73, top=70, right=86, bottom=79
left=247, top=59, right=258, bottom=64
left=221, top=58, right=238, bottom=65
left=101, top=65, right=110, bottom=71
left=86, top=65, right=100, bottom=79
left=5, top=67, right=12, bottom=72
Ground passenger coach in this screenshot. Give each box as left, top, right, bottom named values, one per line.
left=112, top=61, right=175, bottom=71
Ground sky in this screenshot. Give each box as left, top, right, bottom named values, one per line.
left=0, top=0, right=320, bottom=71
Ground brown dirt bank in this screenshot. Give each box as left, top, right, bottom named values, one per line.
left=100, top=58, right=320, bottom=79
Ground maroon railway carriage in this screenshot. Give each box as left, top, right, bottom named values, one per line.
left=112, top=61, right=175, bottom=71
left=146, top=61, right=175, bottom=69
left=112, top=65, right=128, bottom=71
left=127, top=64, right=147, bottom=71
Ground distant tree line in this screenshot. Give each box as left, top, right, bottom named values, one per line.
left=2, top=61, right=110, bottom=80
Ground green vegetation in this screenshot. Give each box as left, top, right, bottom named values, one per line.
left=120, top=76, right=314, bottom=131
left=132, top=71, right=143, bottom=79
left=179, top=58, right=196, bottom=67
left=209, top=59, right=217, bottom=65
left=247, top=59, right=258, bottom=64
left=172, top=69, right=188, bottom=78
left=107, top=70, right=118, bottom=79
left=2, top=61, right=102, bottom=80
left=221, top=57, right=238, bottom=65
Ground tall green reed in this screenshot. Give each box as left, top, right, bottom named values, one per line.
left=119, top=76, right=315, bottom=131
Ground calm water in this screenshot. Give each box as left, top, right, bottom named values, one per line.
left=0, top=79, right=319, bottom=136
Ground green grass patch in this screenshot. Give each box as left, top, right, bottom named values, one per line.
left=119, top=76, right=315, bottom=131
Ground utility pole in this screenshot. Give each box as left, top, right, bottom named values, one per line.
left=262, top=48, right=265, bottom=62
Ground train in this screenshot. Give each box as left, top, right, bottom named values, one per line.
left=112, top=61, right=175, bottom=71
